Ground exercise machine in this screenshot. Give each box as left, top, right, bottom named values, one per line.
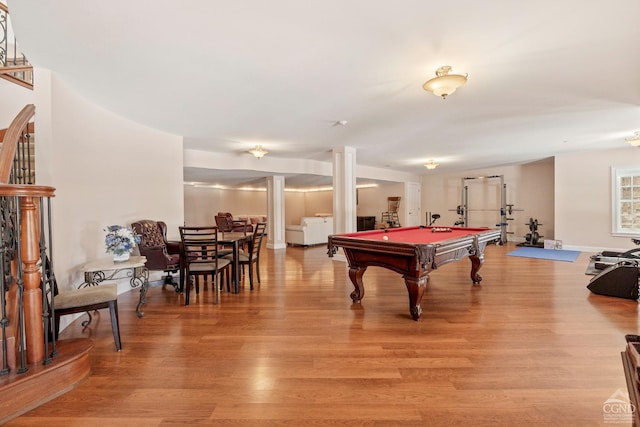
left=519, top=217, right=544, bottom=247
left=586, top=239, right=640, bottom=300
left=586, top=239, right=640, bottom=275
left=449, top=175, right=521, bottom=244
left=425, top=212, right=440, bottom=226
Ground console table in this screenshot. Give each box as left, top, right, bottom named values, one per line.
left=357, top=216, right=376, bottom=231
left=78, top=255, right=149, bottom=318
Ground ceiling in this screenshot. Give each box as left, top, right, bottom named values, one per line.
left=8, top=0, right=640, bottom=188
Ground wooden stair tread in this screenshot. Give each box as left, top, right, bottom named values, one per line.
left=0, top=338, right=93, bottom=424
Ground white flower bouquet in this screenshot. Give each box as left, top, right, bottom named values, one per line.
left=104, top=225, right=141, bottom=256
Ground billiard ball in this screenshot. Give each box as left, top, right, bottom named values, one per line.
left=382, top=235, right=389, bottom=240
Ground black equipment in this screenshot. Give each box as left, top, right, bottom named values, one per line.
left=518, top=217, right=544, bottom=247
left=586, top=238, right=640, bottom=274
left=587, top=260, right=639, bottom=300
left=428, top=214, right=440, bottom=226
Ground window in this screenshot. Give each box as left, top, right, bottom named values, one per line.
left=612, top=167, right=640, bottom=236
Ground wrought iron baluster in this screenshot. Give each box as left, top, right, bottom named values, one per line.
left=40, top=196, right=54, bottom=363
left=0, top=195, right=17, bottom=375
left=0, top=7, right=7, bottom=67
left=14, top=196, right=27, bottom=374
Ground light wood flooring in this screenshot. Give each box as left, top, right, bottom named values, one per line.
left=6, top=242, right=638, bottom=426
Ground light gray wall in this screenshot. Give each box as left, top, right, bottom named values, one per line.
left=555, top=147, right=640, bottom=252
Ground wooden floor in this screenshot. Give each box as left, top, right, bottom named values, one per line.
left=6, top=242, right=638, bottom=426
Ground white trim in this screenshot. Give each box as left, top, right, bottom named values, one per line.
left=611, top=166, right=640, bottom=235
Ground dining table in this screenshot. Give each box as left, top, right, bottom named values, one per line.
left=218, top=231, right=253, bottom=293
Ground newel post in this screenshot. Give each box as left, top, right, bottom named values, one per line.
left=20, top=194, right=44, bottom=364
left=0, top=184, right=55, bottom=366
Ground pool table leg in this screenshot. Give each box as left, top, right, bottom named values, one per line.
left=348, top=266, right=366, bottom=303
left=403, top=275, right=427, bottom=321
left=469, top=253, right=484, bottom=284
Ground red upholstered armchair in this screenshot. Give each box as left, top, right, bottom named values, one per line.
left=216, top=212, right=253, bottom=233
left=131, top=220, right=181, bottom=289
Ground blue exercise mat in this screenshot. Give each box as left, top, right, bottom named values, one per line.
left=506, top=247, right=581, bottom=262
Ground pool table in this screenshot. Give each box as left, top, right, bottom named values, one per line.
left=327, top=225, right=501, bottom=321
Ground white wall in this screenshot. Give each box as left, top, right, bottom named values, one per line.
left=0, top=69, right=185, bottom=329
left=555, top=147, right=640, bottom=252
left=0, top=77, right=35, bottom=125
left=43, top=73, right=184, bottom=292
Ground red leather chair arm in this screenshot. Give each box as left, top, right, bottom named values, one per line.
left=165, top=240, right=180, bottom=255
left=140, top=246, right=176, bottom=271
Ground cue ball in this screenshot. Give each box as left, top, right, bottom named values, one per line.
left=382, top=235, right=389, bottom=240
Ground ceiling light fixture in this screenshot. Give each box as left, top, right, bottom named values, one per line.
left=625, top=132, right=640, bottom=147
left=422, top=65, right=468, bottom=99
left=248, top=145, right=268, bottom=159
left=424, top=160, right=439, bottom=170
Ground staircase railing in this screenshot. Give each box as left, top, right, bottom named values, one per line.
left=0, top=3, right=34, bottom=90
left=0, top=104, right=35, bottom=185
left=0, top=105, right=56, bottom=376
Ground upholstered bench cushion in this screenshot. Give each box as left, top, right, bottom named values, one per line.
left=55, top=283, right=118, bottom=309
left=187, top=258, right=231, bottom=272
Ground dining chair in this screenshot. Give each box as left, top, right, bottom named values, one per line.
left=42, top=254, right=122, bottom=351
left=179, top=226, right=231, bottom=305
left=223, top=222, right=267, bottom=290
left=54, top=282, right=122, bottom=351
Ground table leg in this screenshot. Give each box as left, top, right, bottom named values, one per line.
left=348, top=266, right=367, bottom=303
left=233, top=241, right=240, bottom=293
left=469, top=253, right=484, bottom=284
left=403, top=275, right=428, bottom=321
left=132, top=267, right=149, bottom=318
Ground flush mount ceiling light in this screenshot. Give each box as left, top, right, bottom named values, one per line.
left=625, top=132, right=640, bottom=147
left=422, top=65, right=468, bottom=99
left=424, top=160, right=439, bottom=170
left=248, top=145, right=268, bottom=159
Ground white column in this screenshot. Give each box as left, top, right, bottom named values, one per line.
left=332, top=146, right=357, bottom=234
left=266, top=175, right=286, bottom=250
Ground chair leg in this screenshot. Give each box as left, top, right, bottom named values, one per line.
left=54, top=314, right=61, bottom=341
left=109, top=300, right=122, bottom=351
left=248, top=262, right=254, bottom=290
left=185, top=276, right=191, bottom=306
left=214, top=271, right=219, bottom=304
left=222, top=265, right=231, bottom=292
left=256, top=258, right=261, bottom=284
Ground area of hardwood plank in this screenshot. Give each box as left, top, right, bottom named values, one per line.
left=6, top=242, right=636, bottom=426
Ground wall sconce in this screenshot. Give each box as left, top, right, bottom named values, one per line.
left=626, top=132, right=640, bottom=147
left=248, top=145, right=268, bottom=158
left=424, top=160, right=439, bottom=170
left=423, top=65, right=468, bottom=99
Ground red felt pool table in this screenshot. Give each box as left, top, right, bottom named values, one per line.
left=328, top=226, right=501, bottom=321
